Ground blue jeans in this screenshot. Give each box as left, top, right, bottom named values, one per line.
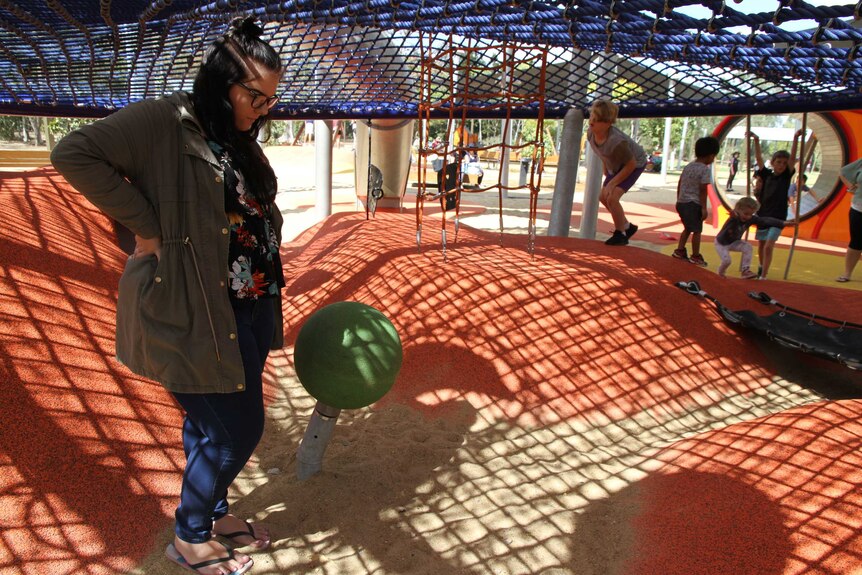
left=171, top=298, right=275, bottom=543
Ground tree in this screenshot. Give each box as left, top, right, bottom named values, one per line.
left=47, top=118, right=91, bottom=142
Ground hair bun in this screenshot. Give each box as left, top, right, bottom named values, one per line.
left=229, top=16, right=263, bottom=40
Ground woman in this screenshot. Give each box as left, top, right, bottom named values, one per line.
left=837, top=158, right=862, bottom=282
left=586, top=99, right=647, bottom=246
left=726, top=151, right=739, bottom=191
left=51, top=18, right=283, bottom=575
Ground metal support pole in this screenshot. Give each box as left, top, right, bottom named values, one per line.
left=500, top=119, right=513, bottom=201
left=296, top=401, right=342, bottom=480
left=745, top=115, right=752, bottom=197
left=315, top=120, right=333, bottom=222
left=580, top=147, right=603, bottom=240
left=548, top=108, right=584, bottom=237
left=784, top=113, right=807, bottom=280
left=660, top=82, right=674, bottom=184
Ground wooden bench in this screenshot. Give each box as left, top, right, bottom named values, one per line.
left=479, top=149, right=501, bottom=168
left=542, top=154, right=559, bottom=169
left=0, top=148, right=52, bottom=169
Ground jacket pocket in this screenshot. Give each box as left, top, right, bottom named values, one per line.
left=140, top=243, right=192, bottom=329
left=116, top=253, right=158, bottom=369
left=135, top=242, right=197, bottom=381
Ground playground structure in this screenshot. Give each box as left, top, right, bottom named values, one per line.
left=2, top=2, right=862, bottom=120
left=3, top=2, right=862, bottom=247
left=415, top=37, right=547, bottom=257
left=691, top=109, right=862, bottom=251
left=3, top=174, right=861, bottom=574
left=294, top=301, right=403, bottom=479
left=711, top=111, right=861, bottom=243
left=677, top=280, right=862, bottom=370
left=3, top=3, right=862, bottom=573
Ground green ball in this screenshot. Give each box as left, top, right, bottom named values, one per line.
left=294, top=301, right=403, bottom=409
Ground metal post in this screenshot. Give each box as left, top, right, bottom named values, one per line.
left=500, top=118, right=512, bottom=202
left=548, top=107, right=584, bottom=237
left=784, top=113, right=807, bottom=280
left=660, top=81, right=674, bottom=184
left=580, top=147, right=603, bottom=240
left=745, top=115, right=752, bottom=197
left=296, top=401, right=342, bottom=480
left=314, top=120, right=333, bottom=222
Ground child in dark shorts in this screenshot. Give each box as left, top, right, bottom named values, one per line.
left=673, top=136, right=720, bottom=266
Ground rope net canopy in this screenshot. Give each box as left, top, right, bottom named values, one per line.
left=2, top=1, right=862, bottom=120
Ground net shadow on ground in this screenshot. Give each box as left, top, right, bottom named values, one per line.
left=195, top=211, right=862, bottom=574
left=3, top=170, right=861, bottom=575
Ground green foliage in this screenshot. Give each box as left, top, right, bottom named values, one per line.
left=0, top=116, right=22, bottom=140
left=586, top=78, right=645, bottom=100
left=266, top=120, right=286, bottom=143
left=612, top=79, right=644, bottom=100
left=518, top=118, right=552, bottom=158
left=47, top=117, right=92, bottom=139
left=425, top=120, right=449, bottom=143
left=0, top=116, right=91, bottom=145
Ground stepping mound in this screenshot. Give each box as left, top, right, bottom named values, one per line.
left=2, top=170, right=861, bottom=574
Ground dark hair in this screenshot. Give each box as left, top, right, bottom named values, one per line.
left=694, top=136, right=720, bottom=158
left=192, top=17, right=282, bottom=203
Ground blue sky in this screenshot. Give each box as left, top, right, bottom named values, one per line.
left=676, top=0, right=852, bottom=33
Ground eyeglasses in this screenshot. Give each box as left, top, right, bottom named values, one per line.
left=235, top=81, right=280, bottom=109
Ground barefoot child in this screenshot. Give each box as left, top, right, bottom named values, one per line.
left=715, top=197, right=786, bottom=279
left=673, top=136, right=720, bottom=266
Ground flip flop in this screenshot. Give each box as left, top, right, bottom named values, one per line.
left=217, top=520, right=271, bottom=550
left=165, top=542, right=252, bottom=575
left=836, top=276, right=850, bottom=283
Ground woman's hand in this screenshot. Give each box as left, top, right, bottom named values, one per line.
left=133, top=235, right=162, bottom=261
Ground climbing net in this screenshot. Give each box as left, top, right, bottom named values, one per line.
left=1, top=2, right=862, bottom=119
left=415, top=36, right=547, bottom=258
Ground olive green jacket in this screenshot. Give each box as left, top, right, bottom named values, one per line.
left=51, top=92, right=284, bottom=393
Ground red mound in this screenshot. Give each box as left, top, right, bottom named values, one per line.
left=0, top=171, right=183, bottom=574
left=2, top=169, right=860, bottom=574
left=278, top=211, right=859, bottom=426
left=629, top=400, right=862, bottom=574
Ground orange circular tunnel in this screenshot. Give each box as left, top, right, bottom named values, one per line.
left=711, top=110, right=862, bottom=243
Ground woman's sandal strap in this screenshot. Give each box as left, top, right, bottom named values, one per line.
left=220, top=520, right=256, bottom=540
left=186, top=544, right=236, bottom=570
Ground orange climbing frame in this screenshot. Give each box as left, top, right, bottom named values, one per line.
left=415, top=35, right=548, bottom=258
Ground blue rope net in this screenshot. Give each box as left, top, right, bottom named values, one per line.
left=2, top=1, right=862, bottom=119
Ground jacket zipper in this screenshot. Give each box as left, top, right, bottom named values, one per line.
left=184, top=236, right=221, bottom=362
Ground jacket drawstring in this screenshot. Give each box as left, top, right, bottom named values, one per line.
left=184, top=236, right=221, bottom=362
